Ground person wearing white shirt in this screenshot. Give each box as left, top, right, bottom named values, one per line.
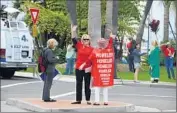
left=64, top=44, right=76, bottom=75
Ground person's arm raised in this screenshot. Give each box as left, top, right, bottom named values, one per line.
left=106, top=29, right=117, bottom=47
left=71, top=25, right=79, bottom=46
left=71, top=25, right=77, bottom=39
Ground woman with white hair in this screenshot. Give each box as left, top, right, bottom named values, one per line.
left=71, top=26, right=93, bottom=105
left=42, top=38, right=59, bottom=102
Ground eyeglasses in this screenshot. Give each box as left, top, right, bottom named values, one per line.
left=83, top=39, right=90, bottom=41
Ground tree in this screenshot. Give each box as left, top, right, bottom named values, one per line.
left=66, top=0, right=77, bottom=39
left=21, top=1, right=70, bottom=46
left=88, top=0, right=101, bottom=47
left=105, top=0, right=118, bottom=38
left=13, top=0, right=25, bottom=9
left=0, top=5, right=7, bottom=18
left=163, top=1, right=172, bottom=41
left=76, top=0, right=88, bottom=36
left=104, top=0, right=118, bottom=79
left=14, top=0, right=141, bottom=48
left=136, top=0, right=153, bottom=44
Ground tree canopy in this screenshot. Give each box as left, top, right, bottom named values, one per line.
left=14, top=0, right=141, bottom=46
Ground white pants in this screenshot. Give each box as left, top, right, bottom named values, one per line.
left=94, top=87, right=108, bottom=103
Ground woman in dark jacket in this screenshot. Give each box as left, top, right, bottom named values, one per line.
left=42, top=38, right=59, bottom=102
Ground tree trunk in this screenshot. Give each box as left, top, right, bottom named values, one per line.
left=66, top=0, right=77, bottom=38
left=163, top=2, right=170, bottom=41
left=136, top=0, right=153, bottom=44
left=105, top=0, right=118, bottom=38
left=40, top=0, right=47, bottom=47
left=88, top=0, right=101, bottom=47
left=66, top=0, right=77, bottom=26
left=105, top=0, right=118, bottom=78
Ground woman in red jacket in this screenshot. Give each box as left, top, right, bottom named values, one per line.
left=71, top=26, right=93, bottom=105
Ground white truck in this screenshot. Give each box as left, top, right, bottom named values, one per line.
left=0, top=17, right=36, bottom=79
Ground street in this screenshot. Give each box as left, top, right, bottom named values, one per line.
left=1, top=74, right=176, bottom=112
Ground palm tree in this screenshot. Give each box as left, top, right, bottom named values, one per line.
left=105, top=0, right=118, bottom=38
left=66, top=0, right=77, bottom=26
left=88, top=0, right=101, bottom=47
left=136, top=0, right=153, bottom=44
left=163, top=1, right=172, bottom=41
left=66, top=0, right=77, bottom=37
left=104, top=0, right=118, bottom=78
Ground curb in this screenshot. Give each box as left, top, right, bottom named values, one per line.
left=15, top=72, right=176, bottom=89
left=120, top=82, right=176, bottom=89
left=134, top=106, right=161, bottom=112
left=6, top=98, right=135, bottom=112
left=114, top=80, right=176, bottom=89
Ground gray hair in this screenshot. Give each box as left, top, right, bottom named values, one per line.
left=47, top=38, right=58, bottom=48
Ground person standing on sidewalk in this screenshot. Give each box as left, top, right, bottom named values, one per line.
left=42, top=38, right=59, bottom=102
left=132, top=43, right=146, bottom=83
left=113, top=36, right=119, bottom=79
left=64, top=44, right=76, bottom=75
left=148, top=40, right=161, bottom=83
left=126, top=38, right=136, bottom=72
left=161, top=42, right=176, bottom=80
left=71, top=26, right=93, bottom=105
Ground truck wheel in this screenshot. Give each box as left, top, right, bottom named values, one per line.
left=2, top=70, right=15, bottom=79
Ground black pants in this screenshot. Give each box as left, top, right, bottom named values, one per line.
left=75, top=69, right=91, bottom=101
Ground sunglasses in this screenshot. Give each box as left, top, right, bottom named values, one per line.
left=83, top=39, right=90, bottom=41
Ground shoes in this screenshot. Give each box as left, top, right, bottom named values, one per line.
left=44, top=99, right=56, bottom=102
left=87, top=101, right=91, bottom=105
left=151, top=79, right=158, bottom=83
left=104, top=103, right=108, bottom=105
left=71, top=101, right=81, bottom=104
left=154, top=79, right=159, bottom=83
left=93, top=103, right=100, bottom=105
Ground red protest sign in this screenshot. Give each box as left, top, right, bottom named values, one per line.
left=30, top=8, right=39, bottom=24
left=89, top=46, right=114, bottom=87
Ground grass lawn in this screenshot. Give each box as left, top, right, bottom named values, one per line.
left=118, top=66, right=176, bottom=83
left=22, top=66, right=176, bottom=83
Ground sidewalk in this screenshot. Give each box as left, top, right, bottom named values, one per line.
left=15, top=72, right=176, bottom=89
left=6, top=98, right=134, bottom=112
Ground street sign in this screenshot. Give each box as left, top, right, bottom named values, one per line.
left=32, top=24, right=38, bottom=37
left=30, top=8, right=39, bottom=24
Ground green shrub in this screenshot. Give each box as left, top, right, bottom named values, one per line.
left=141, top=55, right=148, bottom=66
left=54, top=47, right=66, bottom=64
